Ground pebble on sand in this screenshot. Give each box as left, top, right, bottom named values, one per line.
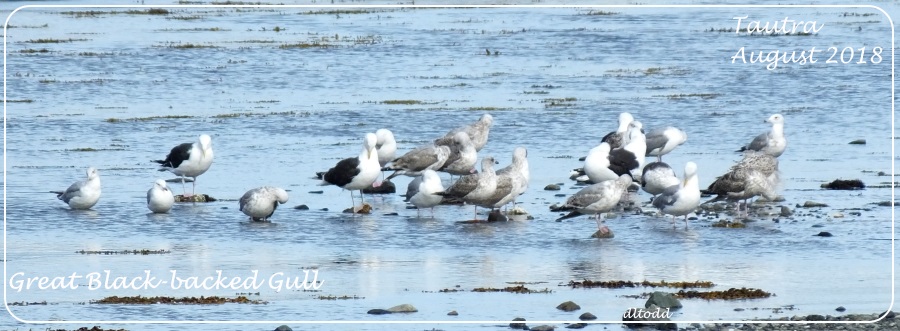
left=557, top=300, right=581, bottom=312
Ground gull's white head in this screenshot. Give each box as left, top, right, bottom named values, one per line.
left=154, top=179, right=168, bottom=191
left=375, top=129, right=395, bottom=147
left=766, top=114, right=784, bottom=125
left=272, top=187, right=289, bottom=204
left=86, top=167, right=99, bottom=179
left=480, top=114, right=494, bottom=127
left=198, top=134, right=212, bottom=150
left=364, top=132, right=378, bottom=159
left=618, top=112, right=635, bottom=131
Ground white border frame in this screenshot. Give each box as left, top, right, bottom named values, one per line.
left=3, top=3, right=894, bottom=326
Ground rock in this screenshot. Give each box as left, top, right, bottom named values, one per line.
left=734, top=308, right=745, bottom=311
left=362, top=180, right=396, bottom=194
left=836, top=306, right=846, bottom=312
left=590, top=227, right=615, bottom=238
left=821, top=179, right=865, bottom=190
left=877, top=201, right=894, bottom=207
left=645, top=291, right=682, bottom=309
left=308, top=190, right=323, bottom=194
left=448, top=310, right=458, bottom=316
left=554, top=194, right=567, bottom=197
left=545, top=184, right=561, bottom=191
left=367, top=309, right=392, bottom=315
left=508, top=206, right=529, bottom=215
left=320, top=208, right=328, bottom=211
left=175, top=194, right=216, bottom=203
left=780, top=206, right=793, bottom=217
left=531, top=325, right=555, bottom=331
left=566, top=323, right=586, bottom=329
left=846, top=314, right=872, bottom=321
left=557, top=300, right=581, bottom=312
left=274, top=325, right=292, bottom=331
left=294, top=204, right=309, bottom=210
left=488, top=210, right=508, bottom=222
left=833, top=212, right=844, bottom=218
left=849, top=139, right=866, bottom=144
left=806, top=314, right=826, bottom=321
left=801, top=201, right=829, bottom=208
left=623, top=304, right=676, bottom=330
left=386, top=303, right=418, bottom=313
left=881, top=310, right=896, bottom=319
left=815, top=231, right=834, bottom=237
left=509, top=317, right=527, bottom=329
left=579, top=312, right=597, bottom=321
left=343, top=203, right=372, bottom=214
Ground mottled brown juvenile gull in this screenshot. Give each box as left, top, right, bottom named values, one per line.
left=434, top=113, right=493, bottom=152
left=385, top=143, right=451, bottom=180
left=239, top=186, right=289, bottom=222
left=652, top=162, right=701, bottom=228
left=436, top=156, right=498, bottom=221
left=438, top=131, right=478, bottom=176
left=600, top=112, right=634, bottom=149
left=147, top=179, right=174, bottom=214
left=645, top=126, right=687, bottom=162
left=737, top=114, right=786, bottom=157
left=555, top=175, right=632, bottom=234
left=320, top=133, right=381, bottom=210
left=494, top=147, right=529, bottom=208
left=704, top=152, right=779, bottom=218
left=153, top=134, right=214, bottom=197
left=51, top=167, right=101, bottom=210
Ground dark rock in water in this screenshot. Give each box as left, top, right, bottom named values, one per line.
left=881, top=310, right=896, bottom=319
left=342, top=204, right=372, bottom=214
left=780, top=206, right=793, bottom=217
left=384, top=212, right=399, bottom=216
left=557, top=300, right=581, bottom=312
left=509, top=317, right=527, bottom=329
left=545, top=184, right=561, bottom=191
left=367, top=309, right=392, bottom=315
left=447, top=310, right=458, bottom=316
left=591, top=228, right=614, bottom=238
left=531, top=325, right=555, bottom=331
left=175, top=194, right=216, bottom=203
left=555, top=194, right=567, bottom=197
left=815, top=231, right=834, bottom=237
left=821, top=179, right=865, bottom=190
left=877, top=201, right=894, bottom=207
left=387, top=303, right=418, bottom=313
left=579, top=312, right=597, bottom=321
left=362, top=180, right=396, bottom=194
left=294, top=204, right=309, bottom=210
left=836, top=306, right=846, bottom=312
left=806, top=314, right=826, bottom=321
left=801, top=201, right=829, bottom=208
left=308, top=190, right=324, bottom=194
left=275, top=325, right=292, bottom=331
left=645, top=291, right=682, bottom=309
left=566, top=323, right=586, bottom=329
left=622, top=304, right=676, bottom=330
left=487, top=210, right=508, bottom=222
left=849, top=139, right=866, bottom=144
left=320, top=208, right=328, bottom=211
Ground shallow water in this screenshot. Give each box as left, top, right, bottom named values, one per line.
left=1, top=0, right=897, bottom=330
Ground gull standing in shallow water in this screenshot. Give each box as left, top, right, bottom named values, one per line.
left=147, top=179, right=174, bottom=213
left=320, top=133, right=381, bottom=211
left=407, top=170, right=444, bottom=217
left=435, top=156, right=498, bottom=221
left=555, top=175, right=633, bottom=234
left=239, top=186, right=289, bottom=222
left=52, top=167, right=101, bottom=210
left=438, top=132, right=478, bottom=176
left=153, top=134, right=214, bottom=197
left=645, top=126, right=687, bottom=162
left=738, top=114, right=786, bottom=157
left=652, top=161, right=701, bottom=228
left=385, top=143, right=451, bottom=180
left=704, top=151, right=779, bottom=218
left=434, top=113, right=493, bottom=152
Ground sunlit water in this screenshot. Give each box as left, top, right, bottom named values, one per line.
left=1, top=1, right=896, bottom=330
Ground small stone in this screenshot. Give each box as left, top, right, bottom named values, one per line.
left=487, top=210, right=508, bottom=222
left=780, top=206, right=793, bottom=217
left=645, top=291, right=682, bottom=309
left=877, top=201, right=894, bottom=207
left=555, top=194, right=567, bottom=197
left=836, top=306, right=846, bottom=312
left=343, top=203, right=372, bottom=214
left=849, top=139, right=866, bottom=144
left=367, top=309, right=392, bottom=315
left=320, top=208, right=328, bottom=211
left=579, top=312, right=597, bottom=321
left=566, top=323, right=587, bottom=329
left=531, top=325, right=555, bottom=331
left=509, top=317, right=527, bottom=329
left=508, top=206, right=529, bottom=215
left=362, top=180, right=396, bottom=194
left=294, top=204, right=309, bottom=210
left=833, top=212, right=844, bottom=218
left=815, top=231, right=834, bottom=237
left=812, top=224, right=824, bottom=228
left=447, top=310, right=458, bottom=316
left=175, top=194, right=215, bottom=203
left=821, top=179, right=865, bottom=190
left=734, top=308, right=745, bottom=311
left=591, top=228, right=614, bottom=239
left=881, top=310, right=896, bottom=319
left=806, top=314, right=826, bottom=321
left=557, top=300, right=581, bottom=312
left=274, top=325, right=292, bottom=331
left=386, top=303, right=418, bottom=313
left=308, top=190, right=324, bottom=194
left=384, top=212, right=399, bottom=216
left=802, top=201, right=829, bottom=208
left=545, top=184, right=561, bottom=191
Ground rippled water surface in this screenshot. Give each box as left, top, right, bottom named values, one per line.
left=1, top=1, right=896, bottom=330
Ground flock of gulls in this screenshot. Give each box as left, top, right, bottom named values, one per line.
left=51, top=112, right=787, bottom=232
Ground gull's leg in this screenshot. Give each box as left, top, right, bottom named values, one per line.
left=192, top=177, right=197, bottom=197
left=181, top=176, right=188, bottom=197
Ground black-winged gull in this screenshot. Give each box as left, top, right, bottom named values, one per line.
left=641, top=161, right=679, bottom=198
left=320, top=132, right=381, bottom=210
left=737, top=114, right=786, bottom=157
left=51, top=167, right=101, bottom=210
left=645, top=126, right=687, bottom=162
left=600, top=112, right=634, bottom=149
left=652, top=161, right=701, bottom=228
left=385, top=143, right=451, bottom=180
left=239, top=186, right=289, bottom=222
left=555, top=175, right=633, bottom=234
left=434, top=113, right=493, bottom=152
left=438, top=131, right=478, bottom=176
left=153, top=134, right=214, bottom=197
left=147, top=179, right=174, bottom=213
left=621, top=120, right=647, bottom=179
left=407, top=170, right=444, bottom=217
left=436, top=156, right=498, bottom=221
